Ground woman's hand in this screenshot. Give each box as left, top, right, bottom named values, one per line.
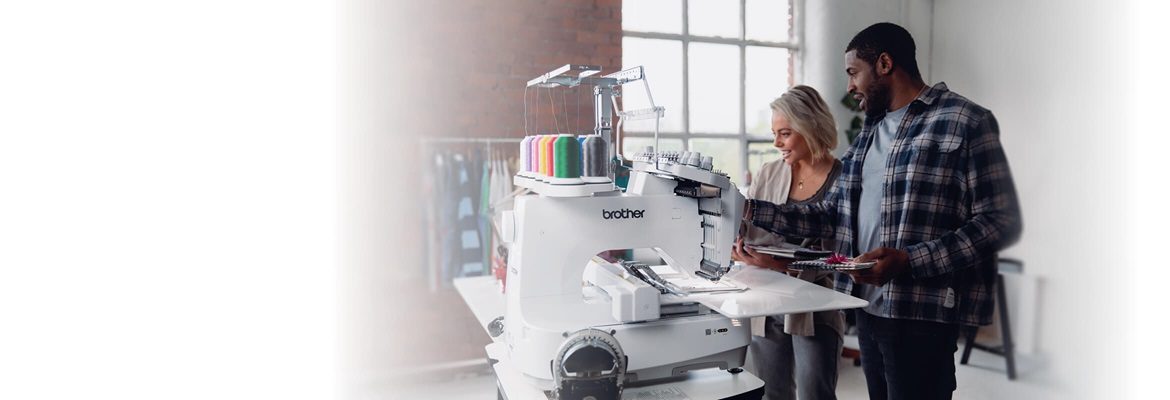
left=732, top=237, right=794, bottom=273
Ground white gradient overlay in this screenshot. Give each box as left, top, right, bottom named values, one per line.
left=0, top=1, right=336, bottom=399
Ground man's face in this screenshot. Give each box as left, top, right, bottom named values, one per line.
left=845, top=50, right=892, bottom=117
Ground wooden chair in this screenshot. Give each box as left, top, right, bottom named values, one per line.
left=959, top=257, right=1021, bottom=380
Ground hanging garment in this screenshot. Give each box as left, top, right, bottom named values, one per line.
left=449, top=152, right=484, bottom=280
left=478, top=150, right=492, bottom=275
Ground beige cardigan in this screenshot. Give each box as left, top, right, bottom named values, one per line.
left=744, top=160, right=845, bottom=337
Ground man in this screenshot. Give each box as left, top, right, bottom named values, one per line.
left=740, top=22, right=1021, bottom=399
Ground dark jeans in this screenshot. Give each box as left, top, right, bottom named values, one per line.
left=749, top=317, right=842, bottom=400
left=855, top=311, right=961, bottom=400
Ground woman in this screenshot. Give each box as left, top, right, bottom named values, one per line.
left=733, top=85, right=844, bottom=400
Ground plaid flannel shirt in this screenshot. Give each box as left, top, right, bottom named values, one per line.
left=749, top=82, right=1022, bottom=326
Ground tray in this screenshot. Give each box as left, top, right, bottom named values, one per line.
left=749, top=245, right=833, bottom=260
left=788, top=258, right=876, bottom=271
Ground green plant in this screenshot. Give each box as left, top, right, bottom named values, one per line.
left=840, top=92, right=863, bottom=144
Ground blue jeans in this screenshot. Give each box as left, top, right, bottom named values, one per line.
left=855, top=311, right=962, bottom=400
left=749, top=316, right=842, bottom=400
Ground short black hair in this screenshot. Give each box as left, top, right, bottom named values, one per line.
left=846, top=22, right=921, bottom=79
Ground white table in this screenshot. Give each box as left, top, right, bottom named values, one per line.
left=696, top=265, right=869, bottom=318
left=454, top=267, right=867, bottom=400
left=452, top=265, right=869, bottom=332
left=453, top=276, right=507, bottom=342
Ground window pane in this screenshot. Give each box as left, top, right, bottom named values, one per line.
left=690, top=138, right=744, bottom=186
left=745, top=0, right=791, bottom=42
left=622, top=136, right=684, bottom=157
left=688, top=0, right=739, bottom=39
left=744, top=46, right=790, bottom=135
left=688, top=43, right=739, bottom=134
left=623, top=37, right=684, bottom=134
left=747, top=141, right=784, bottom=188
left=623, top=0, right=682, bottom=34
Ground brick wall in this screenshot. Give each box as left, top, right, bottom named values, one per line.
left=415, top=0, right=622, bottom=139
left=341, top=0, right=623, bottom=393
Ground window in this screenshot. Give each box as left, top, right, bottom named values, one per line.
left=621, top=0, right=796, bottom=187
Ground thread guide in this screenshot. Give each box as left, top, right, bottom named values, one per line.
left=518, top=64, right=666, bottom=198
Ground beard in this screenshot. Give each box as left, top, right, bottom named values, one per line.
left=862, top=74, right=893, bottom=117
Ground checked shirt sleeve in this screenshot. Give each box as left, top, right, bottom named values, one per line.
left=749, top=186, right=840, bottom=241
left=905, top=112, right=1023, bottom=278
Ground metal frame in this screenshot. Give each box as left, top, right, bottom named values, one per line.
left=959, top=258, right=1022, bottom=380
left=622, top=0, right=798, bottom=184
left=525, top=64, right=666, bottom=179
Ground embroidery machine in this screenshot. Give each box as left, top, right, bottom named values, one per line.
left=485, top=64, right=867, bottom=398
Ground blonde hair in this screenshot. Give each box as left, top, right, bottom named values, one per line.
left=769, top=85, right=839, bottom=163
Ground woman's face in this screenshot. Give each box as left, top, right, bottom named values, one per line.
left=771, top=111, right=811, bottom=165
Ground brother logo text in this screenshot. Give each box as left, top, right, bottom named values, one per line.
left=601, top=208, right=646, bottom=220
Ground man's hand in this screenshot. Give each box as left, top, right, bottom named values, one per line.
left=844, top=247, right=911, bottom=286
left=732, top=238, right=793, bottom=273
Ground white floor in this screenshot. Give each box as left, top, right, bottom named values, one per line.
left=361, top=345, right=1052, bottom=400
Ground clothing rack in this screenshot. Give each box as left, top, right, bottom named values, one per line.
left=419, top=137, right=522, bottom=291
left=419, top=137, right=524, bottom=143
left=418, top=137, right=524, bottom=155
left=418, top=137, right=524, bottom=169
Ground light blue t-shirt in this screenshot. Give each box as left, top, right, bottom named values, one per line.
left=856, top=105, right=909, bottom=314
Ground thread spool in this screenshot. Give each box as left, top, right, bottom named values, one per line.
left=537, top=135, right=552, bottom=176
left=540, top=135, right=550, bottom=176
left=535, top=135, right=545, bottom=175
left=581, top=135, right=608, bottom=178
left=519, top=136, right=533, bottom=173
left=543, top=135, right=557, bottom=177
left=577, top=136, right=587, bottom=179
left=534, top=135, right=544, bottom=176
left=530, top=135, right=542, bottom=173
left=553, top=134, right=581, bottom=178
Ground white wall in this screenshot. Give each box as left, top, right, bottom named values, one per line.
left=1128, top=0, right=1170, bottom=397
left=804, top=1, right=1169, bottom=398
left=929, top=0, right=1163, bottom=398
left=801, top=0, right=934, bottom=157
left=1, top=2, right=336, bottom=399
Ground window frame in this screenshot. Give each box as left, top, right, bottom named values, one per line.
left=622, top=0, right=801, bottom=185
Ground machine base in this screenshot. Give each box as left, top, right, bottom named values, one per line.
left=487, top=342, right=763, bottom=400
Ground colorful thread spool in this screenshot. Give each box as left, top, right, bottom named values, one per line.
left=543, top=134, right=557, bottom=177
left=519, top=136, right=533, bottom=174
left=538, top=135, right=553, bottom=176
left=535, top=135, right=544, bottom=175
left=553, top=134, right=581, bottom=178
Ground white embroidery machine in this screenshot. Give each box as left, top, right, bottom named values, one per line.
left=473, top=64, right=867, bottom=399
left=505, top=155, right=758, bottom=387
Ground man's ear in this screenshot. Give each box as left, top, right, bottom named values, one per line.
left=877, top=52, right=893, bottom=76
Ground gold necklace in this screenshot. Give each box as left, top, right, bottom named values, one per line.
left=796, top=161, right=830, bottom=190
